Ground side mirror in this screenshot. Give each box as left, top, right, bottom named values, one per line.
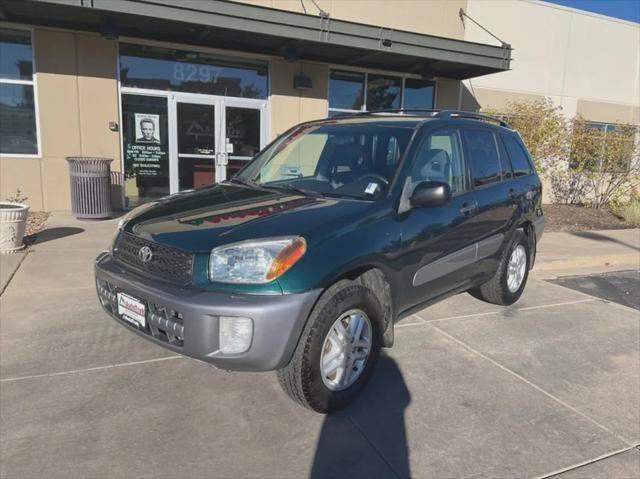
left=410, top=181, right=452, bottom=208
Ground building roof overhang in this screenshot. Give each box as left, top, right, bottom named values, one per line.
left=1, top=0, right=512, bottom=79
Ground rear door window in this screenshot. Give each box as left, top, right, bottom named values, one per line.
left=463, top=129, right=501, bottom=187
left=503, top=134, right=534, bottom=177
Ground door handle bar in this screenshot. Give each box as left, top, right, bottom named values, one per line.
left=460, top=203, right=476, bottom=214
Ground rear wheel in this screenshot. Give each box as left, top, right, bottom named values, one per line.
left=468, top=230, right=530, bottom=306
left=277, top=281, right=382, bottom=413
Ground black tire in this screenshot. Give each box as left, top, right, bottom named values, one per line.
left=277, top=280, right=383, bottom=413
left=468, top=230, right=531, bottom=306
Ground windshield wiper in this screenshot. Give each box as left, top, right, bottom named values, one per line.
left=228, top=178, right=318, bottom=197
left=259, top=183, right=320, bottom=197
left=227, top=177, right=258, bottom=187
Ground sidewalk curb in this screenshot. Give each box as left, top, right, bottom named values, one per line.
left=533, top=253, right=639, bottom=279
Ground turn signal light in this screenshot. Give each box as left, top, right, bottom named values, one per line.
left=266, top=237, right=306, bottom=281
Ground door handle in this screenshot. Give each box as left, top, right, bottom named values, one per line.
left=216, top=152, right=228, bottom=166
left=460, top=203, right=476, bottom=215
left=524, top=185, right=537, bottom=200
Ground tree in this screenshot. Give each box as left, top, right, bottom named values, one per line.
left=483, top=98, right=639, bottom=208
left=483, top=98, right=569, bottom=175
left=569, top=117, right=639, bottom=208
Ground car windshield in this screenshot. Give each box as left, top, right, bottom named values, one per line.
left=235, top=120, right=418, bottom=199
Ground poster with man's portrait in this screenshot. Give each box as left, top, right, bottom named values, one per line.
left=135, top=113, right=161, bottom=144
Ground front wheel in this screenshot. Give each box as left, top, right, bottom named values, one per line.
left=468, top=230, right=531, bottom=306
left=277, top=281, right=383, bottom=413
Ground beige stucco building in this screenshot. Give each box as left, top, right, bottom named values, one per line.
left=0, top=0, right=638, bottom=211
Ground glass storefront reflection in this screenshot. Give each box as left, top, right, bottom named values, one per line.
left=0, top=28, right=33, bottom=80
left=177, top=103, right=216, bottom=155
left=226, top=107, right=261, bottom=176
left=177, top=102, right=217, bottom=190
left=120, top=43, right=268, bottom=99
left=122, top=94, right=170, bottom=207
left=0, top=84, right=37, bottom=154
left=329, top=70, right=364, bottom=110
left=404, top=78, right=435, bottom=109
left=366, top=74, right=402, bottom=111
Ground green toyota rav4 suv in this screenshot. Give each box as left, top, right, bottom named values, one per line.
left=96, top=110, right=544, bottom=413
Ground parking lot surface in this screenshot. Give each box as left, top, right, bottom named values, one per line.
left=1, top=215, right=638, bottom=478
left=550, top=270, right=640, bottom=311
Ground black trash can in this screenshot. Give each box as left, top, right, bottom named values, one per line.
left=66, top=157, right=113, bottom=219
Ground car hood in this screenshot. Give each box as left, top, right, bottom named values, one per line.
left=122, top=183, right=375, bottom=253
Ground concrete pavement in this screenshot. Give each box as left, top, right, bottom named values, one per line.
left=0, top=251, right=26, bottom=295
left=535, top=228, right=639, bottom=278
left=0, top=214, right=638, bottom=478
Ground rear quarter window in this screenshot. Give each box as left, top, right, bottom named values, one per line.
left=503, top=134, right=534, bottom=177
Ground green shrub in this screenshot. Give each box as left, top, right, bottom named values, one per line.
left=615, top=200, right=640, bottom=226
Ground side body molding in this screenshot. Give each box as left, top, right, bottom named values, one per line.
left=412, top=233, right=504, bottom=287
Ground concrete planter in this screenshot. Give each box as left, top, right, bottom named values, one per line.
left=0, top=202, right=30, bottom=254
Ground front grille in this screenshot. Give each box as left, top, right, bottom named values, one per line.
left=113, top=232, right=194, bottom=284
left=96, top=277, right=185, bottom=347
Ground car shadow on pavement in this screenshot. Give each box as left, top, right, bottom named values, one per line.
left=310, top=354, right=411, bottom=479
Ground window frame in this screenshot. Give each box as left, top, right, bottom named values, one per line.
left=493, top=132, right=513, bottom=181
left=0, top=24, right=41, bottom=159
left=327, top=68, right=437, bottom=118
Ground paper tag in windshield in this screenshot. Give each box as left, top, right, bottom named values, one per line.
left=365, top=182, right=379, bottom=195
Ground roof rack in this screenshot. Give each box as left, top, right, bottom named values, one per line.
left=355, top=108, right=440, bottom=116
left=437, top=110, right=511, bottom=128
left=356, top=109, right=512, bottom=128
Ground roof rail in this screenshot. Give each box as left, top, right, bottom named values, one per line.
left=355, top=108, right=440, bottom=116
left=436, top=110, right=511, bottom=128
left=355, top=108, right=512, bottom=128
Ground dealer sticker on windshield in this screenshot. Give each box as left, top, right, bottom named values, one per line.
left=117, top=292, right=146, bottom=328
left=365, top=182, right=379, bottom=195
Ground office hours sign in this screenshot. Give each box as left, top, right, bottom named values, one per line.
left=125, top=113, right=167, bottom=178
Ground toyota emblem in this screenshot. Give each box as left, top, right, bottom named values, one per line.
left=138, top=246, right=153, bottom=264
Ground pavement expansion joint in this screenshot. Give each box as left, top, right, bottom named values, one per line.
left=0, top=355, right=181, bottom=383
left=397, top=298, right=598, bottom=329
left=427, top=323, right=635, bottom=447
left=536, top=445, right=640, bottom=479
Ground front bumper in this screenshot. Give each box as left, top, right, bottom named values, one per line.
left=95, top=252, right=321, bottom=371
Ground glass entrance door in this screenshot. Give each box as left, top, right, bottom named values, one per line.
left=223, top=99, right=267, bottom=179
left=169, top=94, right=222, bottom=192
left=168, top=95, right=267, bottom=193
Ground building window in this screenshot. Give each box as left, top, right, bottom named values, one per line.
left=571, top=121, right=637, bottom=173
left=403, top=78, right=435, bottom=110
left=366, top=74, right=402, bottom=111
left=119, top=43, right=268, bottom=99
left=328, top=70, right=364, bottom=112
left=0, top=27, right=39, bottom=156
left=328, top=69, right=435, bottom=117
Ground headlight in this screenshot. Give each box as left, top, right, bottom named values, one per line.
left=209, top=236, right=306, bottom=284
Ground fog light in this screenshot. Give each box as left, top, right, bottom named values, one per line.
left=219, top=317, right=253, bottom=354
